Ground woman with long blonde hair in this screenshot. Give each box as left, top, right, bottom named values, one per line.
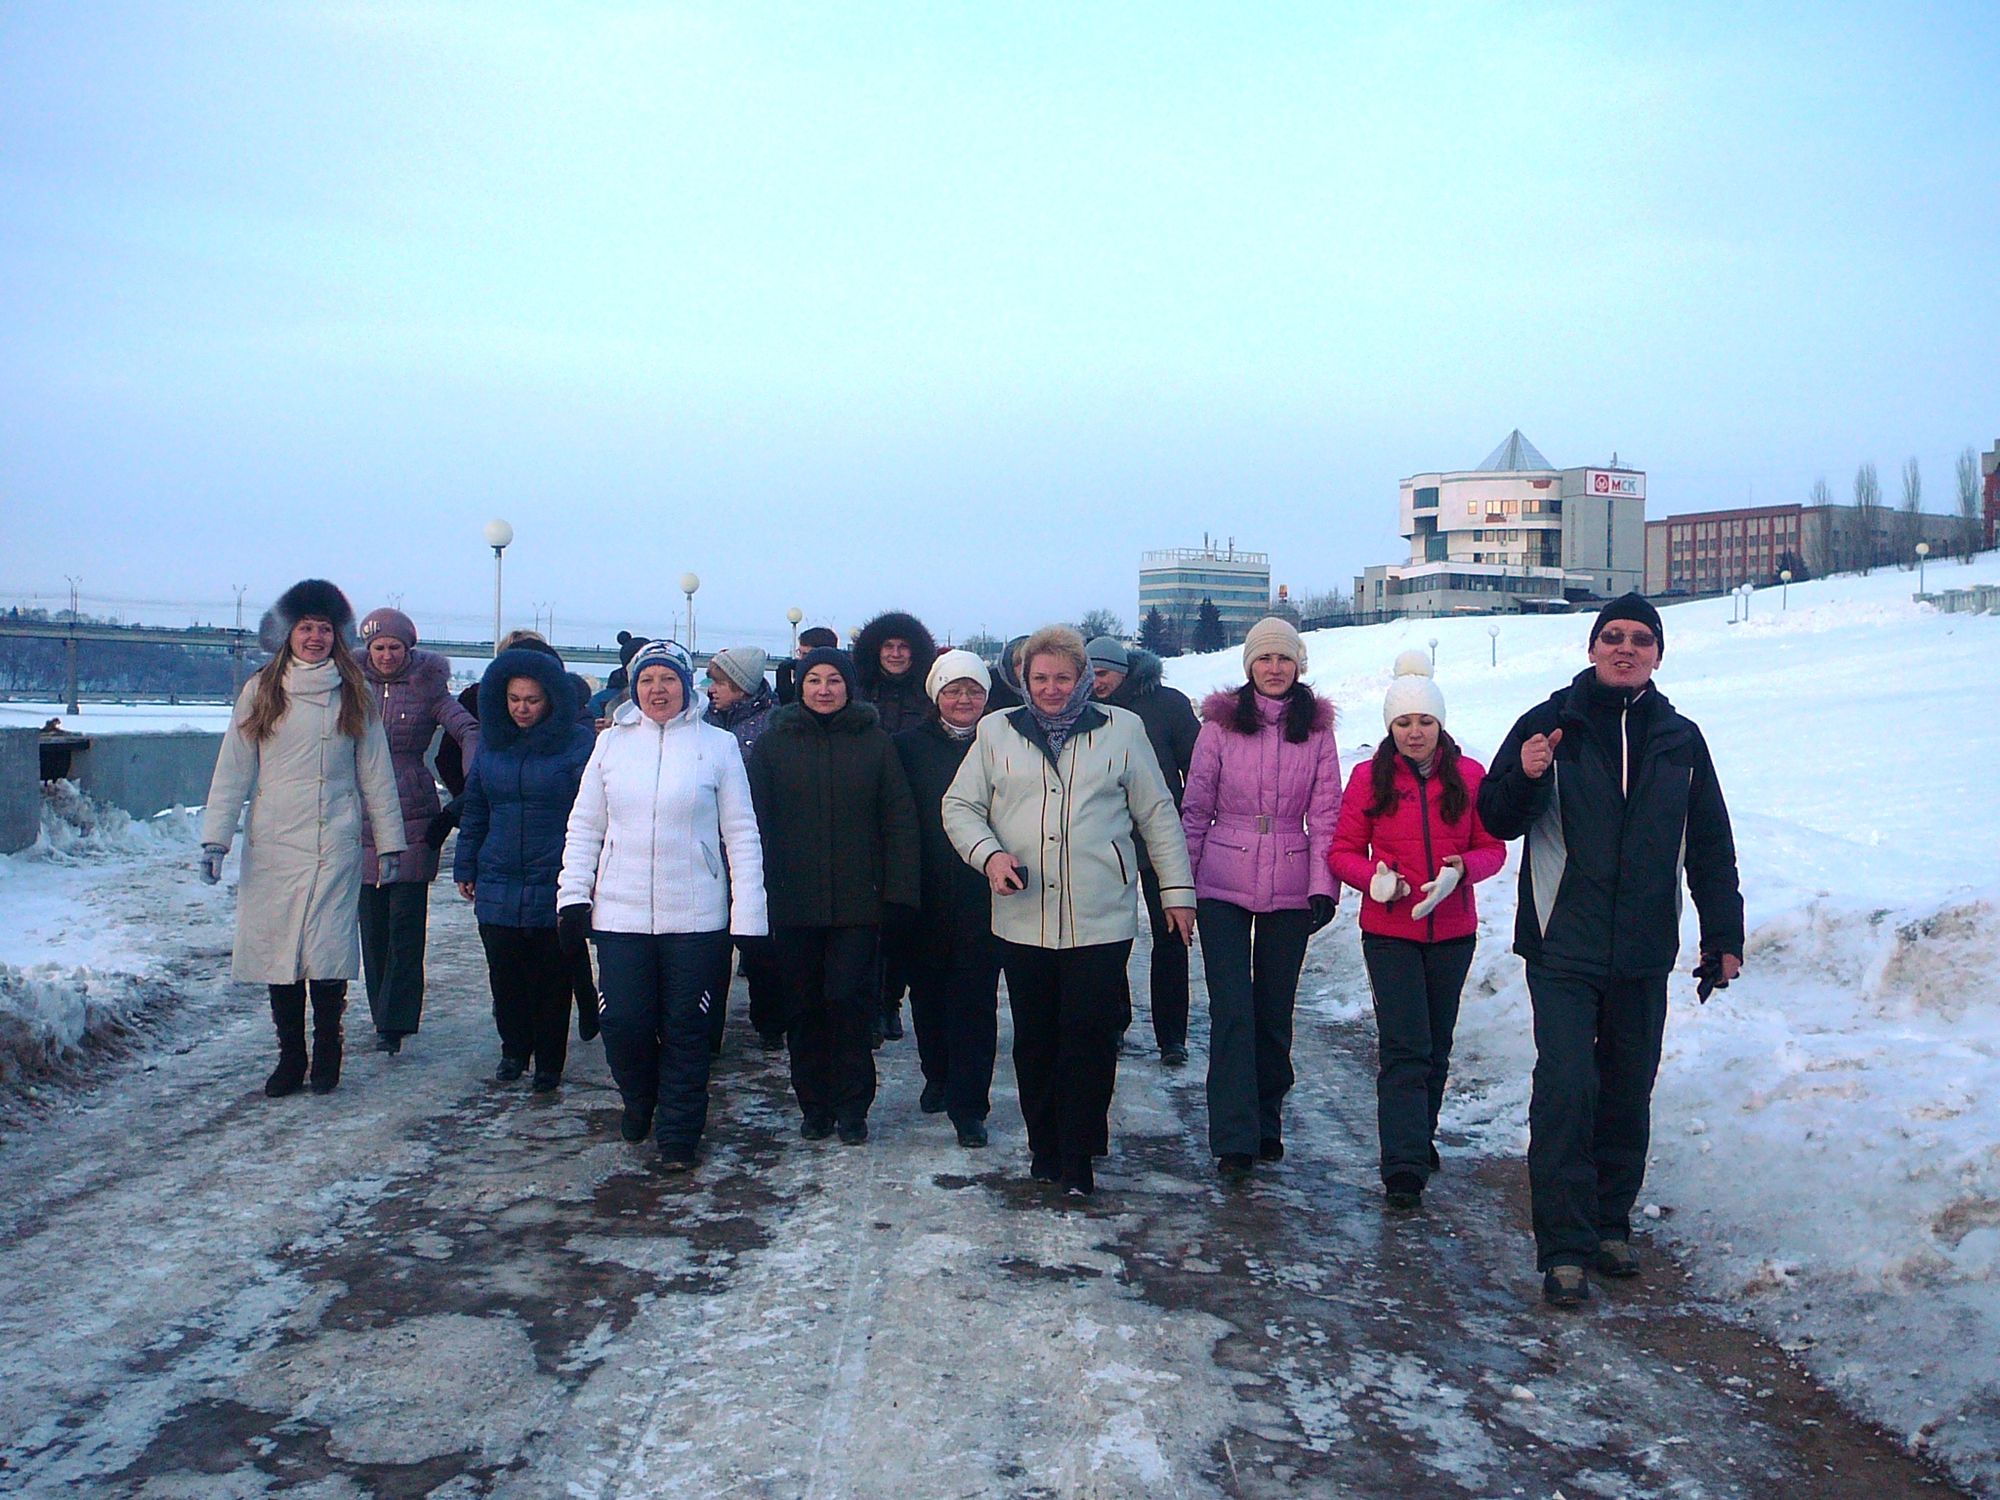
left=199, top=580, right=406, bottom=1097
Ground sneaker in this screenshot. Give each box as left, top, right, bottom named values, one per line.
left=1543, top=1265, right=1592, bottom=1307
left=1258, top=1137, right=1285, bottom=1164
left=919, top=1082, right=947, bottom=1115
left=1160, top=1044, right=1189, bottom=1068
left=836, top=1118, right=869, bottom=1146
left=1384, top=1172, right=1424, bottom=1212
left=881, top=1007, right=904, bottom=1041
left=1218, top=1153, right=1254, bottom=1184
left=955, top=1119, right=989, bottom=1149
left=496, top=1056, right=526, bottom=1083
left=801, top=1114, right=835, bottom=1141
left=1595, top=1239, right=1641, bottom=1279
left=620, top=1105, right=654, bottom=1143
left=531, top=1072, right=561, bottom=1094
left=1029, top=1151, right=1061, bottom=1184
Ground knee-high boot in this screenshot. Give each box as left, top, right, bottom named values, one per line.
left=266, top=984, right=308, bottom=1098
left=309, top=981, right=348, bottom=1095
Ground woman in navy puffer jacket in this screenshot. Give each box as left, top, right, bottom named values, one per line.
left=453, top=647, right=597, bottom=1092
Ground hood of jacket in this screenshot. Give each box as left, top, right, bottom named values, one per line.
left=361, top=645, right=452, bottom=695
left=853, top=610, right=938, bottom=697
left=478, top=648, right=581, bottom=755
left=1107, top=648, right=1166, bottom=703
left=766, top=698, right=882, bottom=737
left=1201, top=686, right=1335, bottom=735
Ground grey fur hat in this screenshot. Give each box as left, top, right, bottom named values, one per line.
left=258, top=579, right=358, bottom=654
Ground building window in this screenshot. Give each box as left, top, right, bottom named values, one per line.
left=1413, top=486, right=1439, bottom=510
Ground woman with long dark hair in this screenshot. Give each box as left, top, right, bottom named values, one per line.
left=199, top=580, right=406, bottom=1097
left=1329, top=651, right=1505, bottom=1211
left=1179, top=617, right=1342, bottom=1182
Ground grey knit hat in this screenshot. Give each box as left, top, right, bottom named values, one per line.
left=707, top=646, right=769, bottom=693
left=1085, top=635, right=1129, bottom=672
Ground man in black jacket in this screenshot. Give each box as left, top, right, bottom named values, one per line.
left=1477, top=594, right=1743, bottom=1309
left=1087, top=636, right=1201, bottom=1065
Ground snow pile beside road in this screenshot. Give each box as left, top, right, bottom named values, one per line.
left=1166, top=561, right=2000, bottom=1487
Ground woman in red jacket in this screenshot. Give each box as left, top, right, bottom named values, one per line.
left=1330, top=651, right=1505, bottom=1212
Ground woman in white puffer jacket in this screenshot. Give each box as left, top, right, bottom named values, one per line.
left=557, top=640, right=768, bottom=1168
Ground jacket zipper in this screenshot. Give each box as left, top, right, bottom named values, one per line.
left=1414, top=762, right=1438, bottom=942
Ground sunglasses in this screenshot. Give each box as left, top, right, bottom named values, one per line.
left=1596, top=628, right=1657, bottom=650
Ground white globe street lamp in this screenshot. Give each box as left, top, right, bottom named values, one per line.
left=1916, top=541, right=1930, bottom=595
left=680, top=572, right=701, bottom=652
left=786, top=605, right=803, bottom=654
left=484, top=519, right=514, bottom=654
left=1780, top=568, right=1792, bottom=610
left=1428, top=636, right=1439, bottom=666
left=1488, top=621, right=1500, bottom=667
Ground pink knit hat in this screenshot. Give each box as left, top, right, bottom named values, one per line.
left=359, top=607, right=418, bottom=649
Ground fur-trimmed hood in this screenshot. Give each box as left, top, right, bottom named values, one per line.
left=478, top=648, right=581, bottom=754
left=1106, top=648, right=1165, bottom=702
left=853, top=610, right=939, bottom=696
left=361, top=645, right=452, bottom=694
left=258, top=578, right=358, bottom=654
left=1202, top=685, right=1336, bottom=736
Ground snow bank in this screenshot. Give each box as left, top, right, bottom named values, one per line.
left=1168, top=560, right=2000, bottom=1487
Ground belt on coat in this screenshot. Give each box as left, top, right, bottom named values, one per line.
left=1212, top=812, right=1279, bottom=834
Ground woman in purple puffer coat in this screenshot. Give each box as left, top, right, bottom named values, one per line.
left=1180, top=617, right=1341, bottom=1183
left=356, top=608, right=479, bottom=1054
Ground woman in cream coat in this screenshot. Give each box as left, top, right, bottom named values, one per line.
left=199, top=579, right=406, bottom=1098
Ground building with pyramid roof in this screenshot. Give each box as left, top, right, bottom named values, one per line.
left=1354, top=431, right=1647, bottom=619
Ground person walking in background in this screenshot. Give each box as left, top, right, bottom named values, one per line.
left=702, top=645, right=783, bottom=1052
left=453, top=646, right=596, bottom=1093
left=1477, top=594, right=1744, bottom=1308
left=985, top=634, right=1029, bottom=712
left=894, top=649, right=1003, bottom=1148
left=775, top=625, right=839, bottom=705
left=1086, top=635, right=1200, bottom=1067
left=559, top=640, right=767, bottom=1169
left=748, top=646, right=920, bottom=1146
left=1330, top=652, right=1505, bottom=1212
left=198, top=580, right=406, bottom=1098
left=943, top=625, right=1195, bottom=1198
left=353, top=607, right=479, bottom=1056
left=1181, top=617, right=1342, bottom=1183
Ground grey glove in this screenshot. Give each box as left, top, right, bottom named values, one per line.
left=197, top=844, right=226, bottom=884
left=377, top=852, right=402, bottom=885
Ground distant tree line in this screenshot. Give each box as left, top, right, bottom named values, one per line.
left=0, top=608, right=250, bottom=698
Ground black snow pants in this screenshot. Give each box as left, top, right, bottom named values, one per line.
left=1362, top=933, right=1475, bottom=1185
left=775, top=925, right=879, bottom=1127
left=905, top=945, right=1001, bottom=1126
left=1139, top=865, right=1190, bottom=1053
left=597, top=930, right=730, bottom=1151
left=358, top=881, right=429, bottom=1037
left=1000, top=939, right=1133, bottom=1176
left=478, top=924, right=572, bottom=1079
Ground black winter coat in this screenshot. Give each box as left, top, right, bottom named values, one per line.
left=894, top=721, right=1000, bottom=968
left=1105, top=649, right=1200, bottom=868
left=854, top=610, right=939, bottom=736
left=1477, top=668, right=1743, bottom=979
left=748, top=700, right=921, bottom=928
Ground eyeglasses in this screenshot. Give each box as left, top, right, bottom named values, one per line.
left=1596, top=628, right=1657, bottom=650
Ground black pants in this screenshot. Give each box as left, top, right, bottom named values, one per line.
left=1526, top=966, right=1671, bottom=1270
left=358, top=881, right=429, bottom=1036
left=1362, top=933, right=1476, bottom=1185
left=1140, top=865, right=1190, bottom=1052
left=906, top=947, right=1001, bottom=1126
left=705, top=936, right=785, bottom=1048
left=1198, top=900, right=1313, bottom=1158
left=478, top=924, right=572, bottom=1078
left=775, top=926, right=879, bottom=1126
left=1000, top=939, right=1133, bottom=1171
left=598, top=930, right=730, bottom=1151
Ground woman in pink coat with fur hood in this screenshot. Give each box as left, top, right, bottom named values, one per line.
left=1180, top=617, right=1342, bottom=1183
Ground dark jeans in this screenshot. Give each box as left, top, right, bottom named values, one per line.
left=477, top=924, right=572, bottom=1078
left=906, top=947, right=1001, bottom=1125
left=597, top=930, right=730, bottom=1150
left=1140, top=865, right=1190, bottom=1052
left=1526, top=966, right=1671, bottom=1270
left=706, top=935, right=785, bottom=1048
left=358, top=881, right=429, bottom=1036
left=1362, top=933, right=1476, bottom=1184
left=1000, top=939, right=1133, bottom=1172
left=775, top=925, right=879, bottom=1126
left=1198, top=900, right=1313, bottom=1158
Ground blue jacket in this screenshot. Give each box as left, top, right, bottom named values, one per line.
left=454, top=649, right=597, bottom=928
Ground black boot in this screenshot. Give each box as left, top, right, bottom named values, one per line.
left=308, top=981, right=346, bottom=1095
left=265, top=985, right=308, bottom=1097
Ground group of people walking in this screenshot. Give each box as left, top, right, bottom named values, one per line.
left=198, top=580, right=1741, bottom=1306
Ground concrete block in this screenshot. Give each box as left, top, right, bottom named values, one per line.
left=69, top=731, right=226, bottom=821
left=0, top=728, right=39, bottom=853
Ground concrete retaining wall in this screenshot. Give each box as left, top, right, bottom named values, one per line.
left=68, top=732, right=225, bottom=821
left=0, top=729, right=39, bottom=853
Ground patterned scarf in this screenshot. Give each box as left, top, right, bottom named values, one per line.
left=1028, top=671, right=1096, bottom=758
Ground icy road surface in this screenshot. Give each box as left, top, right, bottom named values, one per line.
left=0, top=876, right=1965, bottom=1498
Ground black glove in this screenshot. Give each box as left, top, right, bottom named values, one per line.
left=1309, top=894, right=1337, bottom=932
left=425, top=801, right=460, bottom=849
left=1692, top=951, right=1732, bottom=1003
left=558, top=904, right=592, bottom=959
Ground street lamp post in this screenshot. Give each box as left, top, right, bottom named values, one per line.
left=1488, top=622, right=1500, bottom=667
left=680, top=572, right=701, bottom=652
left=1739, top=582, right=1753, bottom=621
left=786, top=605, right=803, bottom=655
left=1780, top=569, right=1792, bottom=610
left=1916, top=541, right=1930, bottom=595
left=1428, top=636, right=1439, bottom=667
left=484, top=519, right=514, bottom=655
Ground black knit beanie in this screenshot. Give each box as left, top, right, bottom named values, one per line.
left=794, top=647, right=856, bottom=702
left=1589, top=593, right=1665, bottom=656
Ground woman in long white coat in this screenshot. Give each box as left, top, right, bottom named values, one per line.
left=199, top=579, right=406, bottom=1097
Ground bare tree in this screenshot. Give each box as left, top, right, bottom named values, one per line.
left=1852, top=461, right=1882, bottom=573
left=1958, top=445, right=1982, bottom=561
left=1807, top=477, right=1841, bottom=572
left=1896, top=456, right=1923, bottom=566
left=1077, top=608, right=1124, bottom=641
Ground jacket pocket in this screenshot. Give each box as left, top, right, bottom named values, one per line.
left=1112, top=842, right=1128, bottom=884
left=701, top=842, right=720, bottom=879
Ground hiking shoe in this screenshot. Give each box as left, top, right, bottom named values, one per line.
left=496, top=1056, right=526, bottom=1083
left=1384, top=1172, right=1424, bottom=1212
left=1595, top=1239, right=1641, bottom=1279
left=836, top=1118, right=869, bottom=1146
left=801, top=1114, right=835, bottom=1141
left=1259, top=1137, right=1285, bottom=1164
left=1160, top=1044, right=1189, bottom=1068
left=1218, top=1153, right=1254, bottom=1184
left=955, top=1119, right=989, bottom=1149
left=620, top=1105, right=654, bottom=1143
left=1543, top=1265, right=1592, bottom=1307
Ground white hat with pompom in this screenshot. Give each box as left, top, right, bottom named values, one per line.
left=1383, top=649, right=1447, bottom=728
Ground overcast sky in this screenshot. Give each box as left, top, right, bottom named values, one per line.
left=3, top=2, right=1995, bottom=652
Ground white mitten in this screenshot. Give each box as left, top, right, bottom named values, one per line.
left=1409, top=863, right=1462, bottom=920
left=1368, top=861, right=1402, bottom=904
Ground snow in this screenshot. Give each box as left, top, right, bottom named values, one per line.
left=1166, top=559, right=2000, bottom=1481
left=0, top=700, right=235, bottom=734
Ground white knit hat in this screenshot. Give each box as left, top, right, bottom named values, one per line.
left=926, top=648, right=992, bottom=701
left=1242, top=616, right=1307, bottom=675
left=1382, top=649, right=1446, bottom=728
